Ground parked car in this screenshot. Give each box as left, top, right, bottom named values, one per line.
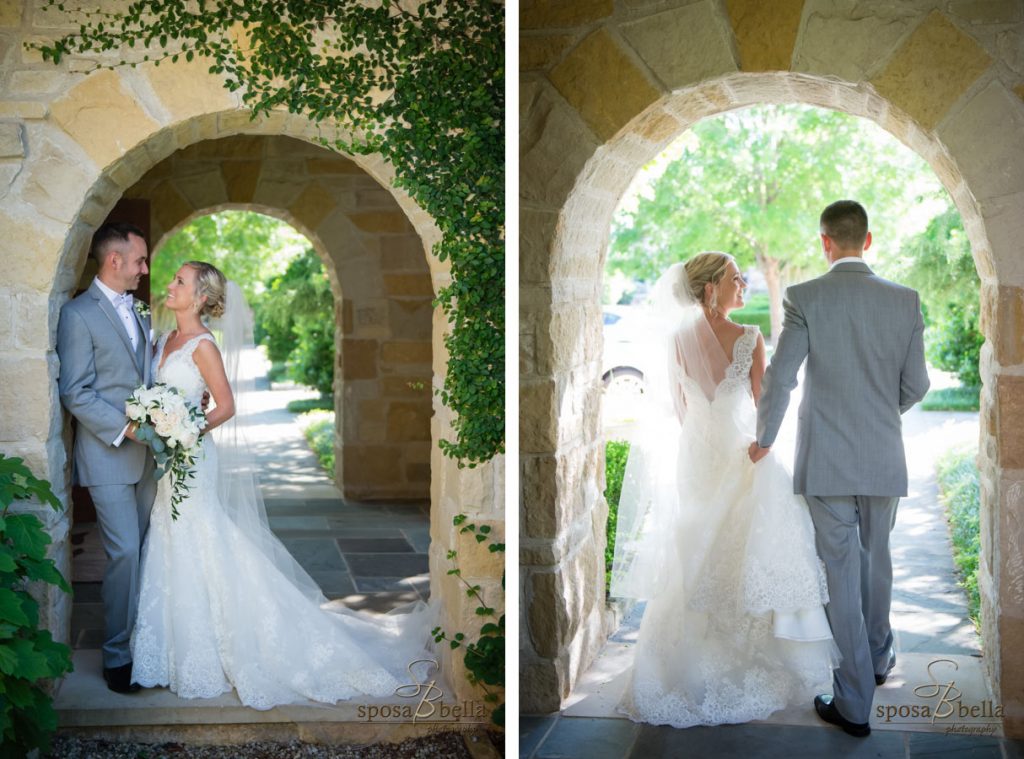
left=602, top=306, right=656, bottom=398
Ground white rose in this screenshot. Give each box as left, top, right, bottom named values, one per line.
left=154, top=416, right=176, bottom=438
left=181, top=431, right=199, bottom=450
left=126, top=402, right=145, bottom=422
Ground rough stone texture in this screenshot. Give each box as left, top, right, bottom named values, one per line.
left=520, top=34, right=575, bottom=71
left=795, top=0, right=923, bottom=82
left=8, top=68, right=64, bottom=95
left=0, top=122, right=23, bottom=158
left=0, top=100, right=46, bottom=118
left=521, top=0, right=613, bottom=31
left=620, top=2, right=737, bottom=91
left=0, top=1, right=20, bottom=27
left=997, top=376, right=1024, bottom=469
left=995, top=286, right=1024, bottom=365
left=939, top=82, right=1024, bottom=203
left=22, top=139, right=93, bottom=223
left=549, top=28, right=662, bottom=142
left=973, top=192, right=1024, bottom=286
left=725, top=0, right=804, bottom=71
left=0, top=210, right=62, bottom=291
left=50, top=70, right=160, bottom=168
left=872, top=11, right=992, bottom=132
left=143, top=57, right=236, bottom=123
left=949, top=0, right=1023, bottom=26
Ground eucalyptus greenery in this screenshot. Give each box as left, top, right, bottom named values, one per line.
left=35, top=0, right=504, bottom=466
left=0, top=454, right=74, bottom=758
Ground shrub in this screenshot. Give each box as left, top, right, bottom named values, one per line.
left=298, top=412, right=335, bottom=478
left=921, top=386, right=981, bottom=412
left=604, top=440, right=631, bottom=590
left=0, top=454, right=74, bottom=757
left=936, top=447, right=981, bottom=632
left=732, top=293, right=771, bottom=338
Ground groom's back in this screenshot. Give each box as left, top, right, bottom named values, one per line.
left=787, top=263, right=927, bottom=497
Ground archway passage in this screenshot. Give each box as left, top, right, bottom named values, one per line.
left=520, top=3, right=1024, bottom=739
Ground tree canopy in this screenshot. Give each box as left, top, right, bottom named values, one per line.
left=609, top=105, right=943, bottom=341
left=38, top=0, right=503, bottom=465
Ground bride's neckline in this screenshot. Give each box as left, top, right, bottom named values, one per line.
left=157, top=330, right=212, bottom=373
left=703, top=313, right=748, bottom=365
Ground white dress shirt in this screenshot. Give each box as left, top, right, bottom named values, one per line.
left=94, top=277, right=138, bottom=446
left=829, top=255, right=866, bottom=270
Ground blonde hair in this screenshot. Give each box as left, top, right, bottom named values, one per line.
left=682, top=252, right=734, bottom=311
left=185, top=261, right=227, bottom=318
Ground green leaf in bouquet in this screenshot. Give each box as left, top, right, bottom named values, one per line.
left=151, top=437, right=166, bottom=454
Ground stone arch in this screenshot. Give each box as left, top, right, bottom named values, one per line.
left=520, top=4, right=1024, bottom=735
left=0, top=22, right=500, bottom=700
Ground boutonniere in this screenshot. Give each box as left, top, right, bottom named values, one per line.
left=134, top=300, right=151, bottom=319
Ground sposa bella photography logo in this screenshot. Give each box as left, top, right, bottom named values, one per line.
left=875, top=658, right=1003, bottom=735
left=357, top=659, right=489, bottom=727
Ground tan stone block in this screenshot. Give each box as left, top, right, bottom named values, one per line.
left=382, top=376, right=432, bottom=397
left=0, top=289, right=11, bottom=348
left=306, top=156, right=363, bottom=174
left=549, top=28, right=662, bottom=143
left=0, top=211, right=62, bottom=291
left=341, top=338, right=378, bottom=380
left=940, top=85, right=1024, bottom=204
left=1016, top=84, right=1024, bottom=102
left=359, top=398, right=388, bottom=422
left=0, top=123, right=23, bottom=158
left=15, top=292, right=50, bottom=350
left=621, top=3, right=737, bottom=90
left=349, top=210, right=411, bottom=234
left=383, top=273, right=433, bottom=297
left=725, top=0, right=803, bottom=71
left=632, top=107, right=683, bottom=145
left=949, top=0, right=1022, bottom=25
left=519, top=79, right=600, bottom=208
left=342, top=444, right=402, bottom=486
left=519, top=657, right=563, bottom=714
left=795, top=1, right=921, bottom=83
left=149, top=180, right=194, bottom=233
left=872, top=12, right=992, bottom=132
left=406, top=461, right=429, bottom=483
left=381, top=341, right=432, bottom=365
left=381, top=236, right=428, bottom=271
left=995, top=286, right=1024, bottom=365
left=521, top=0, right=613, bottom=30
left=455, top=520, right=504, bottom=577
left=0, top=101, right=47, bottom=119
left=997, top=375, right=1024, bottom=468
left=174, top=168, right=227, bottom=209
left=521, top=454, right=558, bottom=538
left=288, top=181, right=336, bottom=230
left=143, top=57, right=236, bottom=123
left=0, top=357, right=50, bottom=442
left=388, top=299, right=433, bottom=341
left=387, top=401, right=431, bottom=442
left=50, top=70, right=160, bottom=168
left=341, top=299, right=353, bottom=334
left=22, top=141, right=92, bottom=224
left=221, top=160, right=260, bottom=203
left=520, top=34, right=574, bottom=70
left=0, top=0, right=21, bottom=27
left=520, top=379, right=557, bottom=454
left=8, top=69, right=64, bottom=95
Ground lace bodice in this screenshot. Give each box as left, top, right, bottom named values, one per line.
left=155, top=333, right=215, bottom=406
left=717, top=324, right=759, bottom=396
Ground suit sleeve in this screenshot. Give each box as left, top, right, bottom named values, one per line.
left=899, top=291, right=930, bottom=414
left=57, top=306, right=130, bottom=446
left=756, top=288, right=809, bottom=448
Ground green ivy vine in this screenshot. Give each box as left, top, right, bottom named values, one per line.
left=34, top=0, right=504, bottom=466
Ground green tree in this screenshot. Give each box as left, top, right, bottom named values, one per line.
left=884, top=205, right=982, bottom=387
left=38, top=0, right=503, bottom=466
left=610, top=105, right=938, bottom=342
left=260, top=248, right=335, bottom=395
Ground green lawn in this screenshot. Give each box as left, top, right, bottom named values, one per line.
left=921, top=386, right=980, bottom=412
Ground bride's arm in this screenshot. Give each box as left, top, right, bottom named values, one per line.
left=192, top=339, right=236, bottom=432
left=750, top=332, right=767, bottom=404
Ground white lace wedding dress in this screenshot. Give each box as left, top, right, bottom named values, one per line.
left=617, top=324, right=838, bottom=728
left=130, top=333, right=428, bottom=709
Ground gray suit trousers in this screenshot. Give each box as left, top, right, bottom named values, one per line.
left=806, top=494, right=899, bottom=725
left=88, top=455, right=157, bottom=668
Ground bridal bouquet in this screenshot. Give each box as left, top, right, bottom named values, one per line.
left=126, top=384, right=206, bottom=520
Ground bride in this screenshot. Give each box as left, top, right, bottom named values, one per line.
left=610, top=252, right=838, bottom=727
left=128, top=261, right=431, bottom=709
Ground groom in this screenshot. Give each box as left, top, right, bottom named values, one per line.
left=57, top=222, right=155, bottom=694
left=748, top=200, right=930, bottom=737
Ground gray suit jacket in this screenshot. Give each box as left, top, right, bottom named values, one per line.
left=756, top=260, right=930, bottom=497
left=57, top=282, right=153, bottom=487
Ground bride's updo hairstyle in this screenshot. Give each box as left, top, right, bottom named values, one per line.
left=185, top=261, right=228, bottom=319
left=682, top=252, right=735, bottom=311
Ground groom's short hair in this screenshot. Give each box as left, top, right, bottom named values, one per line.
left=820, top=200, right=868, bottom=250
left=91, top=222, right=145, bottom=265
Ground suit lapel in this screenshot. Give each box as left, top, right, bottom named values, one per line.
left=90, top=282, right=142, bottom=376
left=134, top=307, right=154, bottom=387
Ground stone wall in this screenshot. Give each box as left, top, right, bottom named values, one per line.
left=0, top=0, right=503, bottom=706
left=520, top=0, right=1024, bottom=735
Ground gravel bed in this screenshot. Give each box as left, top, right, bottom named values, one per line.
left=45, top=731, right=501, bottom=758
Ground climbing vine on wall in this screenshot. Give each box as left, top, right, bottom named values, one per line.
left=35, top=0, right=504, bottom=466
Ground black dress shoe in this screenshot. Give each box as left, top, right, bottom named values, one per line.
left=875, top=653, right=897, bottom=686
left=814, top=694, right=870, bottom=737
left=103, top=662, right=141, bottom=694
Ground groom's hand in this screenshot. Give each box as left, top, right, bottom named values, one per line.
left=748, top=441, right=771, bottom=463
